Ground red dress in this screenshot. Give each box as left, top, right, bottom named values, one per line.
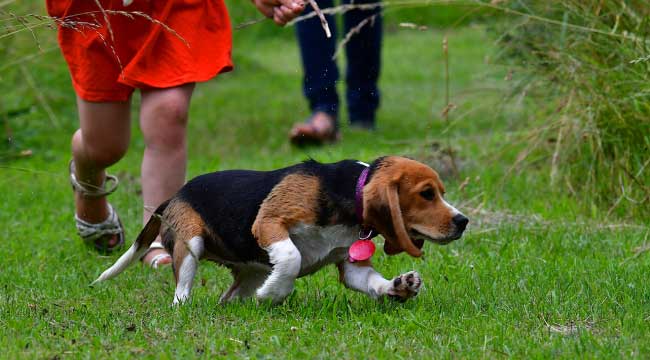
left=46, top=0, right=233, bottom=101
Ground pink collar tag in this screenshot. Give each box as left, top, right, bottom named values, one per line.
left=348, top=239, right=376, bottom=262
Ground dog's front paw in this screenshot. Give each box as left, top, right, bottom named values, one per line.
left=387, top=271, right=422, bottom=302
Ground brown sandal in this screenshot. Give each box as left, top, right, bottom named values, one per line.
left=289, top=112, right=340, bottom=146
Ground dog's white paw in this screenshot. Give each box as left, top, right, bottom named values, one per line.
left=387, top=271, right=422, bottom=302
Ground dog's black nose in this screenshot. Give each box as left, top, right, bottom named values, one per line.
left=452, top=214, right=469, bottom=232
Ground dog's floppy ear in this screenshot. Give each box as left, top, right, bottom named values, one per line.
left=364, top=166, right=423, bottom=258
left=384, top=181, right=423, bottom=257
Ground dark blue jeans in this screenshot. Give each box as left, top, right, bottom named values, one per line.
left=296, top=0, right=382, bottom=127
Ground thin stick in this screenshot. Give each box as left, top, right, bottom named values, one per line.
left=92, top=0, right=114, bottom=43
left=306, top=0, right=331, bottom=38
left=234, top=17, right=266, bottom=30
left=332, top=14, right=376, bottom=60
left=288, top=2, right=383, bottom=26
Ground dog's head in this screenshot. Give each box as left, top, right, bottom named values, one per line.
left=363, top=156, right=468, bottom=257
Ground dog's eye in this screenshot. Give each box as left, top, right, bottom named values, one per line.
left=419, top=189, right=435, bottom=201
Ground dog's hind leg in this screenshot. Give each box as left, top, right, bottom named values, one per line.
left=220, top=266, right=269, bottom=303
left=172, top=235, right=205, bottom=305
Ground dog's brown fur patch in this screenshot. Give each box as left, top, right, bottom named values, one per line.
left=252, top=174, right=320, bottom=248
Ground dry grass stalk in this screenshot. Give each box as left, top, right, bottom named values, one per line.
left=1, top=9, right=188, bottom=79
left=74, top=10, right=188, bottom=47
left=92, top=0, right=114, bottom=43
left=9, top=11, right=40, bottom=50
left=545, top=319, right=595, bottom=336
left=0, top=0, right=17, bottom=7
left=550, top=91, right=574, bottom=185
left=441, top=35, right=459, bottom=178
left=331, top=14, right=377, bottom=60
left=1, top=10, right=187, bottom=46
left=19, top=64, right=59, bottom=128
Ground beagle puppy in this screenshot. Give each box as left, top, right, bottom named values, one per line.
left=93, top=156, right=468, bottom=304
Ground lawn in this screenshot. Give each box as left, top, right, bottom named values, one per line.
left=1, top=1, right=649, bottom=358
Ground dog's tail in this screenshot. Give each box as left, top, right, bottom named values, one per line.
left=91, top=200, right=170, bottom=285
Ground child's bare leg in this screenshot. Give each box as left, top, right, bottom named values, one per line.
left=72, top=97, right=132, bottom=247
left=139, top=83, right=195, bottom=266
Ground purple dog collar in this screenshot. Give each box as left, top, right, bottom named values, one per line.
left=355, top=166, right=377, bottom=241
left=355, top=167, right=370, bottom=224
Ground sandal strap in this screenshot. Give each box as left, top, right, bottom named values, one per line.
left=69, top=160, right=119, bottom=198
left=75, top=204, right=123, bottom=242
left=148, top=242, right=165, bottom=250
left=149, top=253, right=172, bottom=269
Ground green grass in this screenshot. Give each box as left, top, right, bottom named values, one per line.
left=2, top=1, right=649, bottom=358
left=491, top=1, right=650, bottom=218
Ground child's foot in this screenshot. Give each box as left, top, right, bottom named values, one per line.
left=70, top=160, right=124, bottom=253
left=141, top=241, right=172, bottom=268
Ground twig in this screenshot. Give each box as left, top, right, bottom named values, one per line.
left=19, top=64, right=60, bottom=128
left=234, top=17, right=266, bottom=30
left=92, top=0, right=114, bottom=43
left=288, top=2, right=383, bottom=26
left=306, top=0, right=331, bottom=38
left=332, top=14, right=377, bottom=60
left=103, top=10, right=188, bottom=47
left=10, top=12, right=40, bottom=50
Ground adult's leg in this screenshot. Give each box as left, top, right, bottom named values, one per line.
left=343, top=0, right=382, bottom=128
left=72, top=97, right=132, bottom=248
left=290, top=0, right=340, bottom=144
left=139, top=83, right=195, bottom=266
left=295, top=0, right=340, bottom=118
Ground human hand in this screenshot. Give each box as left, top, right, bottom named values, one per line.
left=253, top=0, right=305, bottom=26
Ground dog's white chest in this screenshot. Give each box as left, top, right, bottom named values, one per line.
left=289, top=224, right=359, bottom=276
